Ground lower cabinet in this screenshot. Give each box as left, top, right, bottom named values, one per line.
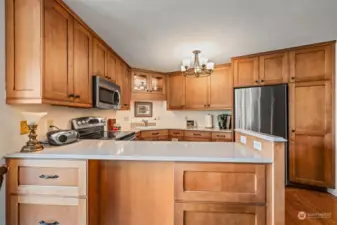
left=175, top=203, right=265, bottom=225
left=8, top=196, right=86, bottom=225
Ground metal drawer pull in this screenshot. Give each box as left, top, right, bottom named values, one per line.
left=39, top=221, right=59, bottom=225
left=39, top=175, right=59, bottom=179
left=173, top=132, right=181, bottom=135
left=217, top=135, right=226, bottom=138
left=152, top=132, right=159, bottom=135
left=193, top=133, right=201, bottom=136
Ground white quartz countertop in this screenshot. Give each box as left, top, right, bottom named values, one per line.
left=5, top=140, right=271, bottom=163
left=130, top=127, right=232, bottom=133
left=235, top=129, right=287, bottom=142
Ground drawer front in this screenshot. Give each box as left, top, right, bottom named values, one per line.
left=141, top=130, right=169, bottom=138
left=211, top=132, right=232, bottom=140
left=8, top=196, right=86, bottom=225
left=184, top=131, right=211, bottom=138
left=184, top=137, right=211, bottom=142
left=169, top=130, right=184, bottom=137
left=8, top=159, right=87, bottom=197
left=175, top=202, right=265, bottom=225
left=174, top=163, right=266, bottom=203
left=141, top=136, right=169, bottom=141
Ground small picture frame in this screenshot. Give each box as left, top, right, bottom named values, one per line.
left=134, top=102, right=153, bottom=117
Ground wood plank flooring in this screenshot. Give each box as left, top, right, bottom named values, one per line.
left=286, top=188, right=337, bottom=224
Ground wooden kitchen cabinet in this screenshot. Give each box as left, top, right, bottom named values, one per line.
left=44, top=0, right=74, bottom=102
left=233, top=57, right=259, bottom=87
left=209, top=64, right=232, bottom=109
left=167, top=72, right=185, bottom=110
left=289, top=81, right=335, bottom=188
left=73, top=20, right=93, bottom=105
left=6, top=0, right=130, bottom=107
left=131, top=69, right=167, bottom=101
left=259, top=52, right=289, bottom=85
left=185, top=76, right=209, bottom=109
left=289, top=43, right=333, bottom=82
left=117, top=62, right=131, bottom=110
left=8, top=196, right=87, bottom=225
left=93, top=38, right=108, bottom=78
left=174, top=203, right=265, bottom=225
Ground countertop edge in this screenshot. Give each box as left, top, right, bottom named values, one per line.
left=235, top=129, right=287, bottom=142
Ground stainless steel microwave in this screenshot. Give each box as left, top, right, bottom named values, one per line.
left=93, top=76, right=121, bottom=109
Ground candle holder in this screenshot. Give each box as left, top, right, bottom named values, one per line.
left=21, top=112, right=47, bottom=153
left=21, top=124, right=44, bottom=152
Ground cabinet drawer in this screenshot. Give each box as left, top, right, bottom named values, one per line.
left=175, top=202, right=265, bottom=225
left=211, top=132, right=232, bottom=140
left=184, top=131, right=211, bottom=138
left=8, top=196, right=86, bottom=225
left=174, top=163, right=266, bottom=203
left=169, top=130, right=184, bottom=137
left=8, top=159, right=87, bottom=197
left=184, top=137, right=211, bottom=142
left=141, top=130, right=169, bottom=138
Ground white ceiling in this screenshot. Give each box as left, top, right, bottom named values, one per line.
left=64, top=0, right=337, bottom=72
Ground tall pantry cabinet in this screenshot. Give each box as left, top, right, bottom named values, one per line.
left=232, top=41, right=335, bottom=189
left=288, top=43, right=335, bottom=188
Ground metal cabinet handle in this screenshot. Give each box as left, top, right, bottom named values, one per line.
left=292, top=129, right=296, bottom=132
left=74, top=95, right=80, bottom=99
left=39, top=175, right=59, bottom=179
left=39, top=221, right=59, bottom=225
left=217, top=135, right=226, bottom=138
left=255, top=80, right=259, bottom=83
left=193, top=133, right=201, bottom=136
left=173, top=132, right=181, bottom=135
left=260, top=80, right=264, bottom=82
left=68, top=94, right=74, bottom=98
left=291, top=77, right=295, bottom=80
left=123, top=104, right=128, bottom=106
left=152, top=132, right=159, bottom=135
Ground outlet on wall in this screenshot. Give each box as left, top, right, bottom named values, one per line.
left=240, top=135, right=247, bottom=144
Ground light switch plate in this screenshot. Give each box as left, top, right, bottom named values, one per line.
left=240, top=135, right=247, bottom=144
left=253, top=140, right=262, bottom=151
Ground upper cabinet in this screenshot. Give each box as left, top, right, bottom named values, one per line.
left=167, top=65, right=233, bottom=110
left=131, top=69, right=167, bottom=101
left=117, top=61, right=131, bottom=110
left=93, top=38, right=108, bottom=78
left=167, top=72, right=185, bottom=109
left=209, top=65, right=232, bottom=109
left=6, top=0, right=130, bottom=108
left=289, top=44, right=333, bottom=82
left=233, top=57, right=259, bottom=87
left=233, top=52, right=289, bottom=87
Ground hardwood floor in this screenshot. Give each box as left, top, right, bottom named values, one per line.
left=286, top=188, right=337, bottom=224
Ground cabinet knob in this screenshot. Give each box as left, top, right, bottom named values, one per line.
left=123, top=104, right=128, bottom=106
left=74, top=95, right=80, bottom=99
left=68, top=94, right=74, bottom=98
left=292, top=129, right=296, bottom=132
left=260, top=80, right=264, bottom=82
left=291, top=77, right=295, bottom=80
left=39, top=221, right=59, bottom=225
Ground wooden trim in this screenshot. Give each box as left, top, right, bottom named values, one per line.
left=231, top=40, right=336, bottom=60
left=132, top=67, right=167, bottom=75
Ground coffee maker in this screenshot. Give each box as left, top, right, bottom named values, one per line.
left=217, top=114, right=231, bottom=130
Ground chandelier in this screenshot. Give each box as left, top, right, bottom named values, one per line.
left=181, top=50, right=215, bottom=77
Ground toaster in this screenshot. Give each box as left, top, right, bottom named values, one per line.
left=47, top=130, right=80, bottom=146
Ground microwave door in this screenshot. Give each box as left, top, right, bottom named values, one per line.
left=97, top=86, right=120, bottom=109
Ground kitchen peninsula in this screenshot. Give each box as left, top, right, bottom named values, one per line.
left=5, top=130, right=286, bottom=225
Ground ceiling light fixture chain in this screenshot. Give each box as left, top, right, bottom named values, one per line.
left=181, top=50, right=215, bottom=77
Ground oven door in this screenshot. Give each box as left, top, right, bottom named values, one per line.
left=93, top=76, right=121, bottom=109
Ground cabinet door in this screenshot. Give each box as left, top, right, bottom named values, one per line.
left=118, top=62, right=131, bottom=110
left=259, top=52, right=289, bottom=85
left=209, top=65, right=232, bottom=109
left=132, top=72, right=150, bottom=93
left=73, top=20, right=92, bottom=105
left=233, top=57, right=259, bottom=87
left=8, top=196, right=86, bottom=225
left=185, top=76, right=209, bottom=109
left=175, top=203, right=265, bottom=225
left=149, top=74, right=166, bottom=94
left=289, top=44, right=333, bottom=82
left=107, top=52, right=117, bottom=82
left=44, top=0, right=74, bottom=101
left=289, top=81, right=334, bottom=188
left=167, top=73, right=185, bottom=109
left=93, top=38, right=107, bottom=78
